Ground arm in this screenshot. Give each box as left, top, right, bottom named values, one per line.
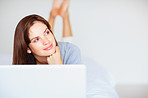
left=64, top=42, right=81, bottom=64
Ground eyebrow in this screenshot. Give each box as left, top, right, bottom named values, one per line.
left=30, top=28, right=48, bottom=41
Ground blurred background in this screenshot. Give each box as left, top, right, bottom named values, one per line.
left=0, top=0, right=148, bottom=97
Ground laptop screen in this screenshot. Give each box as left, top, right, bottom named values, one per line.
left=0, top=65, right=86, bottom=98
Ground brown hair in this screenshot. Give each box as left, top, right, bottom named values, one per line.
left=13, top=14, right=58, bottom=64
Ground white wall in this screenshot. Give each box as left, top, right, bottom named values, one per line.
left=0, top=0, right=148, bottom=84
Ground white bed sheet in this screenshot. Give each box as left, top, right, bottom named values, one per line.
left=0, top=54, right=119, bottom=98
left=82, top=57, right=119, bottom=98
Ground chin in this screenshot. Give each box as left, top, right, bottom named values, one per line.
left=45, top=48, right=56, bottom=56
left=35, top=45, right=56, bottom=57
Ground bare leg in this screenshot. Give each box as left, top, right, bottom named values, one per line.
left=62, top=11, right=72, bottom=38
left=48, top=0, right=62, bottom=31
left=59, top=0, right=70, bottom=17
left=48, top=0, right=73, bottom=42
left=48, top=9, right=58, bottom=32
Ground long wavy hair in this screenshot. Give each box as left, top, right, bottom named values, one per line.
left=13, top=14, right=58, bottom=64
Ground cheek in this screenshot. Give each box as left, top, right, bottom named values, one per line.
left=47, top=34, right=56, bottom=45
left=51, top=34, right=56, bottom=45
left=29, top=44, right=42, bottom=53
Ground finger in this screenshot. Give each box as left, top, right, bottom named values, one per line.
left=47, top=54, right=54, bottom=64
left=47, top=56, right=51, bottom=64
left=55, top=46, right=60, bottom=53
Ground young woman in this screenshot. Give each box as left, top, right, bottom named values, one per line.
left=12, top=1, right=119, bottom=97
left=13, top=0, right=81, bottom=64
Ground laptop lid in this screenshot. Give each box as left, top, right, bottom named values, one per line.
left=0, top=65, right=86, bottom=98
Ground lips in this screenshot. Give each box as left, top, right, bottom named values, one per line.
left=43, top=44, right=53, bottom=50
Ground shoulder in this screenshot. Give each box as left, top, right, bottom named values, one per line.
left=58, top=42, right=77, bottom=48
left=58, top=42, right=80, bottom=52
left=58, top=42, right=81, bottom=64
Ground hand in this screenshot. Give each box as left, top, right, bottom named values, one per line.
left=47, top=46, right=63, bottom=64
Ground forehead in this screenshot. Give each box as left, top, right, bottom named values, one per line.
left=29, top=21, right=47, bottom=36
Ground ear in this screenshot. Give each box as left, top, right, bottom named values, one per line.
left=27, top=48, right=31, bottom=54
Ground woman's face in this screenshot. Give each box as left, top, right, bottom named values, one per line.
left=27, top=21, right=56, bottom=57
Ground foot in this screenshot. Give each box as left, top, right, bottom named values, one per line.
left=51, top=0, right=70, bottom=17
left=59, top=0, right=70, bottom=17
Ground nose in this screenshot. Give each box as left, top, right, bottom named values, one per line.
left=42, top=37, right=50, bottom=45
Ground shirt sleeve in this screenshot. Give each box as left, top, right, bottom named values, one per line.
left=64, top=42, right=81, bottom=64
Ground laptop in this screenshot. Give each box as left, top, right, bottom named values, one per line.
left=0, top=65, right=86, bottom=98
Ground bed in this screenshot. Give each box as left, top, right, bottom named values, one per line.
left=0, top=54, right=119, bottom=98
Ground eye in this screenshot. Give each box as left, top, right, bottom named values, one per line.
left=44, top=31, right=50, bottom=36
left=33, top=37, right=39, bottom=43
